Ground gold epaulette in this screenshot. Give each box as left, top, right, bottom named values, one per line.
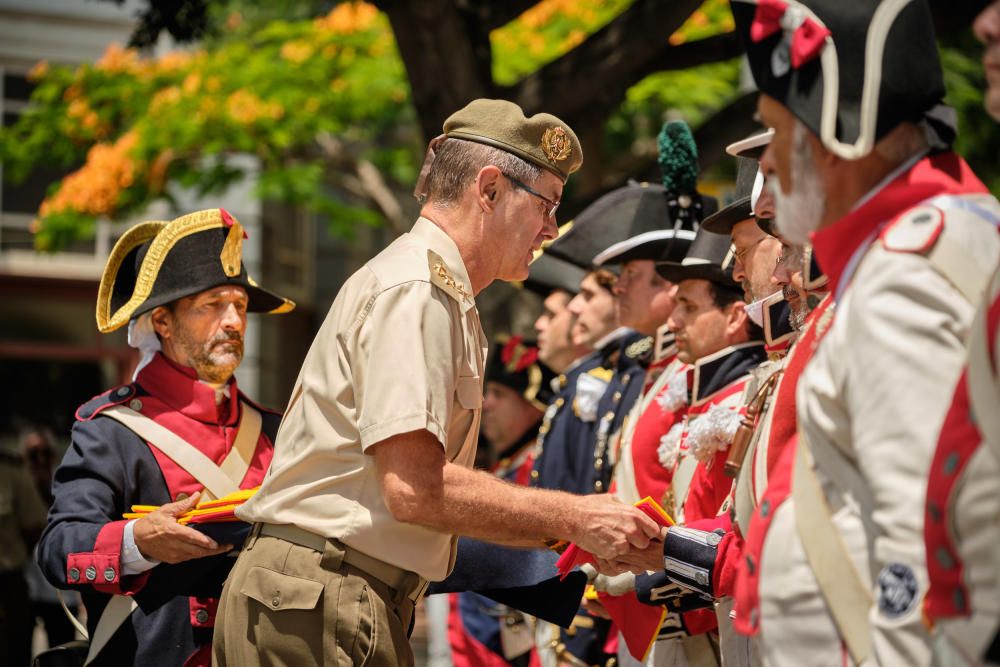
left=427, top=250, right=471, bottom=303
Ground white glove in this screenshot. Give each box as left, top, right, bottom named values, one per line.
left=593, top=572, right=636, bottom=596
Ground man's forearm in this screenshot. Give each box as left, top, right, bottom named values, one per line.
left=401, top=462, right=579, bottom=545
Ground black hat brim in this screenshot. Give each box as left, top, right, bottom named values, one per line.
left=701, top=196, right=753, bottom=234
left=756, top=217, right=777, bottom=237
left=655, top=260, right=735, bottom=287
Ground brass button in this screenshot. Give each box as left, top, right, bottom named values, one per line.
left=129, top=399, right=143, bottom=411
left=271, top=594, right=280, bottom=607
left=103, top=567, right=116, bottom=582
left=195, top=609, right=210, bottom=623
left=176, top=492, right=189, bottom=501
left=116, top=386, right=131, bottom=398
left=68, top=567, right=80, bottom=582
left=85, top=566, right=97, bottom=581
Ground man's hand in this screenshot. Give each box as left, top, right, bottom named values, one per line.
left=594, top=526, right=667, bottom=575
left=572, top=494, right=660, bottom=561
left=133, top=492, right=233, bottom=564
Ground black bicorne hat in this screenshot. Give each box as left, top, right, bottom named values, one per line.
left=97, top=208, right=294, bottom=333
left=545, top=183, right=650, bottom=270
left=523, top=252, right=587, bottom=296
left=727, top=128, right=775, bottom=160
left=655, top=226, right=738, bottom=287
left=730, top=0, right=951, bottom=159
left=486, top=336, right=557, bottom=411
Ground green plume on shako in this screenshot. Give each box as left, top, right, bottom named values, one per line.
left=656, top=120, right=714, bottom=233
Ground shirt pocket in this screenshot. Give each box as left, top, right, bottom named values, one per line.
left=456, top=375, right=483, bottom=410
left=240, top=566, right=324, bottom=612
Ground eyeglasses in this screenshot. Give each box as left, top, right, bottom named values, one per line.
left=733, top=236, right=765, bottom=264
left=502, top=173, right=560, bottom=219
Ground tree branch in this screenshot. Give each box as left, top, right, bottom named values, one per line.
left=315, top=132, right=409, bottom=236
left=504, top=0, right=706, bottom=119
left=376, top=0, right=494, bottom=141
left=457, top=0, right=539, bottom=31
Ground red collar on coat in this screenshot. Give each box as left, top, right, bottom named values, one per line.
left=811, top=152, right=988, bottom=297
left=135, top=353, right=240, bottom=426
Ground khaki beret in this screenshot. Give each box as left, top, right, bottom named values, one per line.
left=443, top=99, right=582, bottom=182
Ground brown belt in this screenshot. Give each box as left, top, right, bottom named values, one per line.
left=256, top=523, right=428, bottom=603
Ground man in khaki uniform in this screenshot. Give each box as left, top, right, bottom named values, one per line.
left=727, top=1, right=1000, bottom=665
left=214, top=99, right=660, bottom=666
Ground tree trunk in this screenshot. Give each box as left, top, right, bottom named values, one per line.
left=377, top=0, right=495, bottom=141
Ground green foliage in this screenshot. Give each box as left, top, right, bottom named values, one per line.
left=0, top=2, right=415, bottom=250
left=940, top=37, right=1000, bottom=195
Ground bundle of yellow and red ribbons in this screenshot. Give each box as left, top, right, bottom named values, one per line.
left=123, top=487, right=258, bottom=525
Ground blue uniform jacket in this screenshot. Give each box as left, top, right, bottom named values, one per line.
left=36, top=355, right=280, bottom=667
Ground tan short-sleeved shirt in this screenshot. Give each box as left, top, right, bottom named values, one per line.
left=238, top=217, right=487, bottom=581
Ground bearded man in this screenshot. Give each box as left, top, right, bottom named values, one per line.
left=726, top=2, right=1000, bottom=665
left=36, top=209, right=294, bottom=666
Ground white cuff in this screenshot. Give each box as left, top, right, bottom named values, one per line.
left=121, top=519, right=160, bottom=575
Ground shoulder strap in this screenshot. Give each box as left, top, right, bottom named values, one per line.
left=671, top=454, right=699, bottom=522
left=101, top=401, right=261, bottom=501
left=102, top=406, right=239, bottom=500
left=84, top=594, right=137, bottom=665
left=924, top=195, right=1000, bottom=305
left=220, top=402, right=262, bottom=489
left=966, top=268, right=1000, bottom=464
left=792, top=435, right=873, bottom=665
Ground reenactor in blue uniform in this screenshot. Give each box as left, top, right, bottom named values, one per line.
left=449, top=337, right=556, bottom=666
left=35, top=209, right=294, bottom=666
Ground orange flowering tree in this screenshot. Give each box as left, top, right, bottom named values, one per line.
left=1, top=0, right=741, bottom=250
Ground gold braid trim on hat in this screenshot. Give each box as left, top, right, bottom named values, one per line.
left=95, top=221, right=167, bottom=333
left=525, top=364, right=546, bottom=412
left=97, top=209, right=225, bottom=333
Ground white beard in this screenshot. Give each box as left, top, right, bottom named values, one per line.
left=771, top=122, right=826, bottom=245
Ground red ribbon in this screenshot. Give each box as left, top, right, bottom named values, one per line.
left=790, top=17, right=830, bottom=68
left=750, top=0, right=787, bottom=42
left=218, top=208, right=248, bottom=238
left=749, top=0, right=830, bottom=69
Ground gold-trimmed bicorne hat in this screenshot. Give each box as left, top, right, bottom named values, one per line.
left=96, top=208, right=295, bottom=333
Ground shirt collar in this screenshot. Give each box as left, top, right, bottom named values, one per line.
left=135, top=352, right=240, bottom=426
left=411, top=216, right=477, bottom=313
left=689, top=341, right=767, bottom=406
left=811, top=152, right=989, bottom=297
left=593, top=326, right=633, bottom=352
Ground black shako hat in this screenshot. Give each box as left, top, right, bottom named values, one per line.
left=96, top=208, right=295, bottom=333
left=702, top=157, right=759, bottom=234
left=486, top=336, right=557, bottom=411
left=656, top=225, right=738, bottom=287
left=592, top=121, right=718, bottom=267
left=730, top=0, right=949, bottom=159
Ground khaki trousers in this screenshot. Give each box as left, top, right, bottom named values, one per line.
left=213, top=532, right=415, bottom=666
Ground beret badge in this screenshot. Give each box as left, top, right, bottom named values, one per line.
left=541, top=126, right=572, bottom=163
